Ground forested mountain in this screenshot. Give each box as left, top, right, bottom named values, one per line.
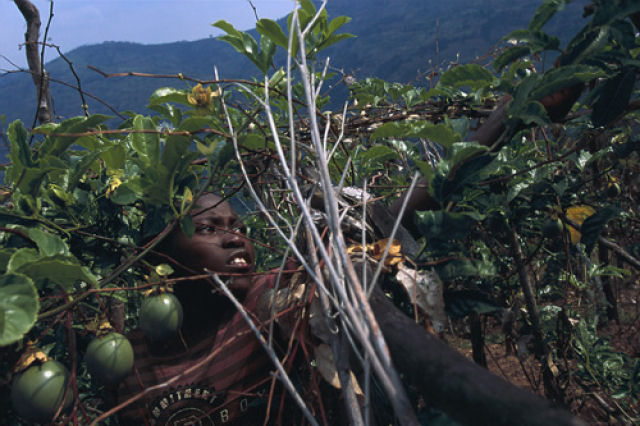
left=1, top=0, right=586, bottom=130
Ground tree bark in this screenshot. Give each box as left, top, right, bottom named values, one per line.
left=14, top=0, right=53, bottom=125
left=370, top=288, right=585, bottom=426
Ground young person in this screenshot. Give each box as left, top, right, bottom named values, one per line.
left=116, top=193, right=300, bottom=425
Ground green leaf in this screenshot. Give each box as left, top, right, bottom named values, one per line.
left=328, top=16, right=351, bottom=34
left=7, top=121, right=32, bottom=183
left=195, top=140, right=218, bottom=156
left=256, top=19, right=288, bottom=48
left=414, top=210, right=477, bottom=242
left=316, top=33, right=355, bottom=51
left=240, top=134, right=266, bottom=150
left=180, top=215, right=195, bottom=239
left=101, top=144, right=126, bottom=171
left=12, top=226, right=69, bottom=257
left=592, top=67, right=636, bottom=127
left=15, top=254, right=98, bottom=290
left=7, top=248, right=40, bottom=273
left=494, top=46, right=532, bottom=71
left=530, top=64, right=605, bottom=100
left=148, top=87, right=189, bottom=106
left=211, top=20, right=242, bottom=37
left=131, top=115, right=160, bottom=165
left=68, top=149, right=105, bottom=192
left=44, top=114, right=111, bottom=157
left=437, top=64, right=494, bottom=91
left=580, top=206, right=621, bottom=254
left=360, top=145, right=397, bottom=169
left=259, top=34, right=276, bottom=73
left=371, top=121, right=459, bottom=148
left=515, top=100, right=551, bottom=127
left=0, top=273, right=39, bottom=346
left=298, top=0, right=316, bottom=16
left=528, top=0, right=569, bottom=32
left=110, top=181, right=141, bottom=205
left=504, top=29, right=560, bottom=52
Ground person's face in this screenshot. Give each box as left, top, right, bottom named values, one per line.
left=170, top=194, right=255, bottom=293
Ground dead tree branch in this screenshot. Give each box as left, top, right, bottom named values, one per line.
left=14, top=0, right=53, bottom=125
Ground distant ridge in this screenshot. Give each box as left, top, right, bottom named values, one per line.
left=0, top=0, right=586, bottom=136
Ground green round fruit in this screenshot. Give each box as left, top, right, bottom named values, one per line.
left=139, top=293, right=184, bottom=341
left=85, top=332, right=134, bottom=385
left=11, top=360, right=73, bottom=423
left=542, top=218, right=563, bottom=238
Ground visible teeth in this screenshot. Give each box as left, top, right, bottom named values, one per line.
left=231, top=257, right=248, bottom=265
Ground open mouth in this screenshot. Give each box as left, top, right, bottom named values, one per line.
left=226, top=253, right=252, bottom=269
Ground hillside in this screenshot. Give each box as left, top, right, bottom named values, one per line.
left=0, top=0, right=587, bottom=133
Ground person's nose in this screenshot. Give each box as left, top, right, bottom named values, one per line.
left=221, top=228, right=245, bottom=249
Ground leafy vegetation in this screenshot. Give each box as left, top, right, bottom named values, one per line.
left=0, top=0, right=639, bottom=424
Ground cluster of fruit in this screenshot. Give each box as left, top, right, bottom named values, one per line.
left=10, top=293, right=183, bottom=423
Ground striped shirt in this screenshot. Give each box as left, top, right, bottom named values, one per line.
left=116, top=270, right=285, bottom=426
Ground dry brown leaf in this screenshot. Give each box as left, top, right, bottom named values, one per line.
left=566, top=205, right=596, bottom=244
left=313, top=344, right=363, bottom=396
left=395, top=263, right=447, bottom=333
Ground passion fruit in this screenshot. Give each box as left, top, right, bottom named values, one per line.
left=85, top=332, right=134, bottom=385
left=139, top=293, right=184, bottom=341
left=11, top=360, right=73, bottom=423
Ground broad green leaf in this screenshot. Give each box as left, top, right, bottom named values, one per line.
left=0, top=273, right=39, bottom=346
left=195, top=140, right=218, bottom=156
left=328, top=16, right=351, bottom=35
left=504, top=29, right=560, bottom=52
left=256, top=19, right=288, bottom=48
left=11, top=226, right=68, bottom=257
left=211, top=20, right=242, bottom=37
left=44, top=114, right=111, bottom=157
left=415, top=210, right=477, bottom=242
left=7, top=121, right=32, bottom=184
left=530, top=64, right=605, bottom=100
left=371, top=121, right=459, bottom=148
left=360, top=145, right=397, bottom=168
left=101, top=144, right=127, bottom=171
left=14, top=254, right=98, bottom=289
left=259, top=35, right=276, bottom=73
left=316, top=33, right=356, bottom=51
left=110, top=181, right=141, bottom=205
left=131, top=115, right=160, bottom=165
left=178, top=117, right=212, bottom=133
left=592, top=67, right=636, bottom=127
left=240, top=134, right=266, bottom=150
left=68, top=149, right=105, bottom=192
left=515, top=100, right=551, bottom=127
left=7, top=248, right=40, bottom=273
left=528, top=0, right=569, bottom=31
left=181, top=215, right=195, bottom=239
left=298, top=0, right=316, bottom=16
left=494, top=46, right=531, bottom=71
left=437, top=64, right=494, bottom=91
left=148, top=87, right=190, bottom=106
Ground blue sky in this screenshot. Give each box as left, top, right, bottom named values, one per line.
left=1, top=0, right=294, bottom=69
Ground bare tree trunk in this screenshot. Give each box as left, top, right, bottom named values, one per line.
left=370, top=288, right=585, bottom=426
left=14, top=0, right=53, bottom=125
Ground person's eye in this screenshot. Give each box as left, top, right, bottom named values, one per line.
left=195, top=225, right=216, bottom=234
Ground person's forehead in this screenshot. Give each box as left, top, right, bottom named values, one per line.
left=192, top=194, right=237, bottom=219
